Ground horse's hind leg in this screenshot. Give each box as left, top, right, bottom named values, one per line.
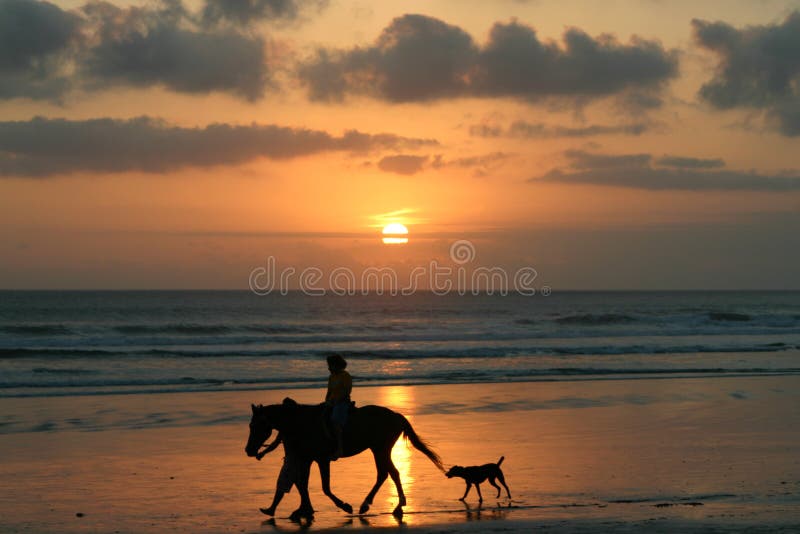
left=317, top=460, right=353, bottom=514
left=359, top=450, right=389, bottom=515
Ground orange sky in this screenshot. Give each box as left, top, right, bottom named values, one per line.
left=1, top=0, right=799, bottom=289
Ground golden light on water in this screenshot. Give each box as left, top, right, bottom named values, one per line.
left=382, top=223, right=409, bottom=245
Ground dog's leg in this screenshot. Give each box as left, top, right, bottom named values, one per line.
left=460, top=483, right=471, bottom=501
left=475, top=483, right=483, bottom=503
left=496, top=471, right=511, bottom=499
left=488, top=477, right=502, bottom=498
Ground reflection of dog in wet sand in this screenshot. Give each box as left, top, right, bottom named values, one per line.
left=445, top=456, right=511, bottom=502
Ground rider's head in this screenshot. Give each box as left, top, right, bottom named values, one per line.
left=327, top=354, right=347, bottom=372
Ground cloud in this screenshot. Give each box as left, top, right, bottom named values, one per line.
left=563, top=149, right=651, bottom=170
left=300, top=14, right=479, bottom=102
left=693, top=12, right=800, bottom=136
left=655, top=155, right=724, bottom=169
left=0, top=0, right=82, bottom=100
left=469, top=120, right=650, bottom=138
left=377, top=154, right=428, bottom=175
left=298, top=14, right=678, bottom=104
left=200, top=0, right=328, bottom=26
left=531, top=150, right=800, bottom=191
left=377, top=151, right=511, bottom=176
left=79, top=0, right=270, bottom=101
left=0, top=116, right=438, bottom=177
left=0, top=0, right=287, bottom=101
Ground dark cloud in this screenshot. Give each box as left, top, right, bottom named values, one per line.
left=200, top=0, right=328, bottom=26
left=0, top=116, right=437, bottom=177
left=656, top=155, right=725, bottom=169
left=377, top=151, right=511, bottom=176
left=531, top=150, right=800, bottom=191
left=79, top=1, right=269, bottom=101
left=0, top=0, right=287, bottom=101
left=0, top=0, right=82, bottom=99
left=299, top=14, right=678, bottom=104
left=693, top=12, right=800, bottom=136
left=300, top=14, right=478, bottom=102
left=469, top=120, right=650, bottom=138
left=477, top=21, right=677, bottom=100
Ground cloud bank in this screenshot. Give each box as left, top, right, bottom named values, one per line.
left=532, top=150, right=800, bottom=191
left=299, top=14, right=679, bottom=105
left=0, top=116, right=437, bottom=177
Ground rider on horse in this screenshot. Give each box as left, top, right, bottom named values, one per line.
left=325, top=354, right=352, bottom=460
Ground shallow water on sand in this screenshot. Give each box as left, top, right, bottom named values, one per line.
left=1, top=377, right=799, bottom=532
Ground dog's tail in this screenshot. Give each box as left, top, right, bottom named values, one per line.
left=497, top=456, right=505, bottom=467
left=401, top=415, right=445, bottom=472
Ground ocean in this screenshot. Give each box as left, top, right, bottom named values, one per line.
left=1, top=290, right=799, bottom=400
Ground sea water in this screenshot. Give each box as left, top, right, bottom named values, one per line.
left=1, top=290, right=798, bottom=402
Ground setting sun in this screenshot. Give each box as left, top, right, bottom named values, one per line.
left=382, top=223, right=409, bottom=245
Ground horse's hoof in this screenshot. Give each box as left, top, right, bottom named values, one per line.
left=259, top=507, right=275, bottom=516
left=342, top=503, right=353, bottom=514
left=392, top=505, right=404, bottom=519
left=359, top=503, right=370, bottom=515
left=289, top=510, right=306, bottom=522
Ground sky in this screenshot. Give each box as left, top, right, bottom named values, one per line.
left=1, top=0, right=799, bottom=289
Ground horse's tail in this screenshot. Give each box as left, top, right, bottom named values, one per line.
left=401, top=416, right=445, bottom=472
left=497, top=456, right=505, bottom=467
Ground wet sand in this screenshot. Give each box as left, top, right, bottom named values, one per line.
left=1, top=376, right=799, bottom=532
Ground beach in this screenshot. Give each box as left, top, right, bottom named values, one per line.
left=2, top=376, right=799, bottom=533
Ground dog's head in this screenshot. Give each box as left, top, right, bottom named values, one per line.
left=445, top=466, right=466, bottom=478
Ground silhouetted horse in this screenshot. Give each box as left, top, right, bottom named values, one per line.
left=245, top=398, right=444, bottom=520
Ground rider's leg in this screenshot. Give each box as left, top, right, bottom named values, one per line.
left=332, top=423, right=344, bottom=459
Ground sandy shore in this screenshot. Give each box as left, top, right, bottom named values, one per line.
left=1, top=376, right=799, bottom=532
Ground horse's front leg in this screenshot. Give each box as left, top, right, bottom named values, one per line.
left=317, top=460, right=353, bottom=514
left=289, top=460, right=315, bottom=522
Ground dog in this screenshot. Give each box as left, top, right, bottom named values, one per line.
left=445, top=456, right=511, bottom=502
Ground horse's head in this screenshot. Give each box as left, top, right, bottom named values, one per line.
left=245, top=404, right=273, bottom=457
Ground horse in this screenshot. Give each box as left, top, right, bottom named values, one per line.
left=245, top=398, right=444, bottom=520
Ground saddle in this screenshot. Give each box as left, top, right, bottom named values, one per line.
left=321, top=400, right=356, bottom=438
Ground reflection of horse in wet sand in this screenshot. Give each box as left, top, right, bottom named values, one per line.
left=246, top=398, right=444, bottom=521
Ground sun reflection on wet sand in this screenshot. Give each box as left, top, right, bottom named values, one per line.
left=378, top=385, right=416, bottom=515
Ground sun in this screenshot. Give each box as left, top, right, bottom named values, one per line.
left=382, top=223, right=409, bottom=245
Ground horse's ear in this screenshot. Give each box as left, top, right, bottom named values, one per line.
left=251, top=403, right=256, bottom=413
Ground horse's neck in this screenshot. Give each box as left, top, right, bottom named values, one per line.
left=268, top=403, right=324, bottom=433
